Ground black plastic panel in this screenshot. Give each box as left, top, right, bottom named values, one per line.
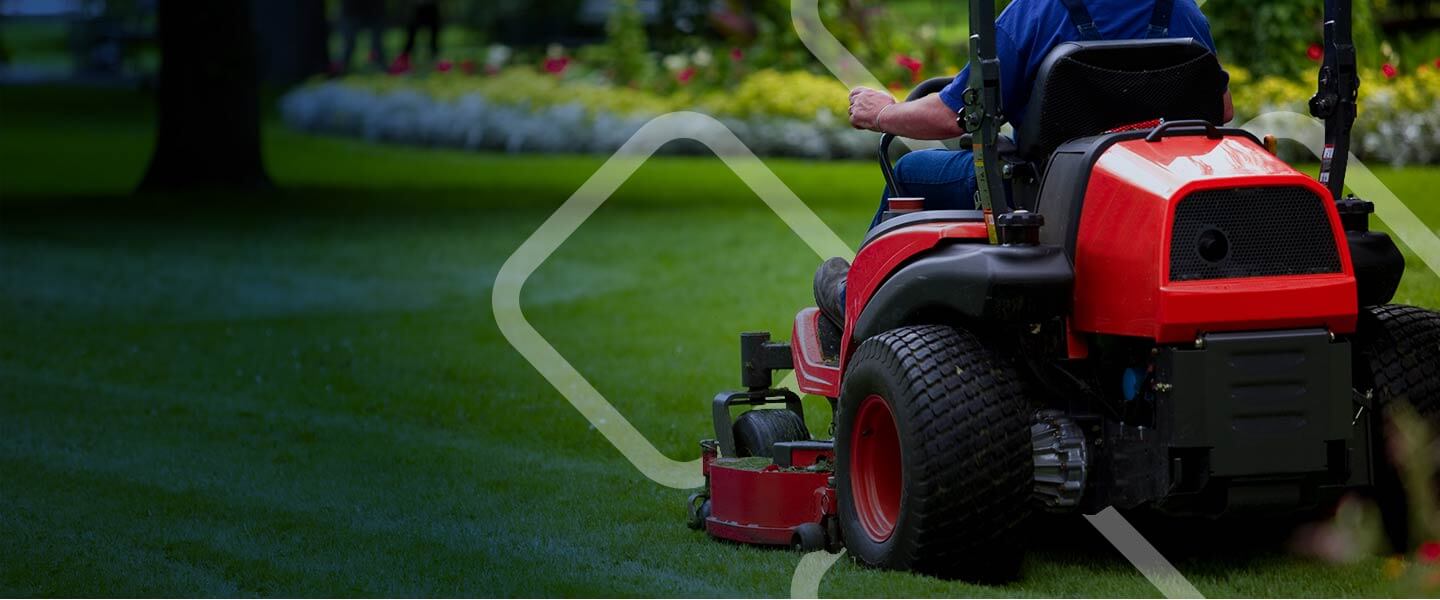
left=1156, top=329, right=1354, bottom=478
left=852, top=242, right=1074, bottom=341
left=860, top=210, right=984, bottom=249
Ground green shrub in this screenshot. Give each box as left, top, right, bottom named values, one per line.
left=695, top=69, right=850, bottom=121
left=602, top=0, right=651, bottom=86
left=1206, top=0, right=1383, bottom=79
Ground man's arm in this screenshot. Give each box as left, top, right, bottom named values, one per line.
left=848, top=87, right=964, bottom=140
left=850, top=85, right=1234, bottom=135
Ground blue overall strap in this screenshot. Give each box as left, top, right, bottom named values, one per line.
left=1148, top=0, right=1175, bottom=38
left=1058, top=0, right=1103, bottom=41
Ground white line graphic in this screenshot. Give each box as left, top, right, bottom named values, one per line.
left=1086, top=508, right=1206, bottom=598
left=492, top=111, right=851, bottom=490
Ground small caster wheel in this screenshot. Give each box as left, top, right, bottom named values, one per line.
left=792, top=522, right=826, bottom=552
left=686, top=493, right=710, bottom=530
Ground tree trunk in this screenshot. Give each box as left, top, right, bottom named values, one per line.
left=139, top=0, right=271, bottom=192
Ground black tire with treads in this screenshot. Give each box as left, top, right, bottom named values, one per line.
left=1354, top=304, right=1440, bottom=550
left=835, top=324, right=1033, bottom=582
left=733, top=409, right=810, bottom=458
left=1357, top=304, right=1440, bottom=420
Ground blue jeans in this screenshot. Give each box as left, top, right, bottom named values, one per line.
left=871, top=149, right=979, bottom=230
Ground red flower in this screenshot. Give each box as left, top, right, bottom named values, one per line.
left=1382, top=63, right=1398, bottom=79
left=1307, top=44, right=1323, bottom=62
left=387, top=54, right=411, bottom=75
left=1420, top=541, right=1440, bottom=563
left=896, top=54, right=924, bottom=82
left=730, top=47, right=744, bottom=62
left=1434, top=57, right=1440, bottom=69
left=677, top=66, right=697, bottom=85
left=460, top=59, right=477, bottom=75
left=543, top=56, right=571, bottom=75
left=436, top=59, right=453, bottom=73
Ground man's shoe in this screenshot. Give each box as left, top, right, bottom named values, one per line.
left=813, top=257, right=850, bottom=327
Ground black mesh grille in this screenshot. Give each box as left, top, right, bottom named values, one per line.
left=1170, top=187, right=1342, bottom=282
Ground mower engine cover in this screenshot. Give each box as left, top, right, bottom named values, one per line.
left=1042, top=130, right=1358, bottom=343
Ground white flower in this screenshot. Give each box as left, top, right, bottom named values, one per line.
left=662, top=53, right=689, bottom=72
left=485, top=44, right=512, bottom=68
left=692, top=47, right=713, bottom=68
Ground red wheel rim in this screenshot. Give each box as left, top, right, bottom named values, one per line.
left=851, top=394, right=902, bottom=542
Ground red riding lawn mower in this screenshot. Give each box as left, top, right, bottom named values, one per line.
left=686, top=0, right=1440, bottom=582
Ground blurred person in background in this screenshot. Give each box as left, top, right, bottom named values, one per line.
left=398, top=0, right=442, bottom=66
left=337, top=0, right=388, bottom=74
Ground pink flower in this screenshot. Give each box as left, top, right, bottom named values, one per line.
left=1382, top=63, right=1398, bottom=79
left=436, top=59, right=453, bottom=73
left=460, top=59, right=477, bottom=75
left=543, top=56, right=570, bottom=75
left=1307, top=44, right=1323, bottom=62
left=1420, top=541, right=1440, bottom=563
left=676, top=66, right=697, bottom=85
left=730, top=47, right=744, bottom=62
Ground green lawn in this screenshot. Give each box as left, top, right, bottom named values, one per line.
left=3, top=86, right=1439, bottom=596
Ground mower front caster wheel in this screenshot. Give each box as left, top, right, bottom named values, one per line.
left=792, top=522, right=826, bottom=552
left=686, top=493, right=711, bottom=531
left=733, top=408, right=810, bottom=457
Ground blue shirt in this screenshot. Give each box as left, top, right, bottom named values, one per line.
left=938, top=0, right=1221, bottom=130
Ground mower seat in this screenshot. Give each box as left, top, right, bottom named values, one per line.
left=1016, top=38, right=1227, bottom=163
left=1010, top=38, right=1227, bottom=210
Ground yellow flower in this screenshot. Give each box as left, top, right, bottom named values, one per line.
left=1384, top=555, right=1408, bottom=580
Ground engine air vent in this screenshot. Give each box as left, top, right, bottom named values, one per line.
left=1170, top=187, right=1342, bottom=282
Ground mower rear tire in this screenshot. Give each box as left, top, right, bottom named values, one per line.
left=1356, top=304, right=1440, bottom=420
left=1354, top=304, right=1440, bottom=550
left=733, top=409, right=810, bottom=458
left=835, top=325, right=1033, bottom=582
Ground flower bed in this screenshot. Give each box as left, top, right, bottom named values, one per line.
left=281, top=69, right=878, bottom=160
left=283, top=63, right=1440, bottom=165
left=1231, top=64, right=1440, bottom=167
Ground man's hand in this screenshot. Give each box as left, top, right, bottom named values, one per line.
left=848, top=87, right=896, bottom=132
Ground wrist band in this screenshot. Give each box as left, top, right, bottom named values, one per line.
left=876, top=103, right=895, bottom=134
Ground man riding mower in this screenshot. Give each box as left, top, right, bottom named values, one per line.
left=685, top=0, right=1438, bottom=582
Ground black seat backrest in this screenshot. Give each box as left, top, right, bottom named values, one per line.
left=1015, top=38, right=1227, bottom=163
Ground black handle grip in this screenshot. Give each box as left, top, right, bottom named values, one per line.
left=879, top=133, right=903, bottom=197
left=905, top=76, right=954, bottom=102
left=879, top=77, right=956, bottom=197
left=1145, top=119, right=1221, bottom=142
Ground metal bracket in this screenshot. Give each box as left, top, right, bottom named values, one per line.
left=1310, top=0, right=1359, bottom=202
left=711, top=388, right=804, bottom=458
left=741, top=331, right=793, bottom=390
left=965, top=0, right=1009, bottom=243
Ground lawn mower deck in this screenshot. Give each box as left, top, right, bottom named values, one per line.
left=694, top=441, right=838, bottom=550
